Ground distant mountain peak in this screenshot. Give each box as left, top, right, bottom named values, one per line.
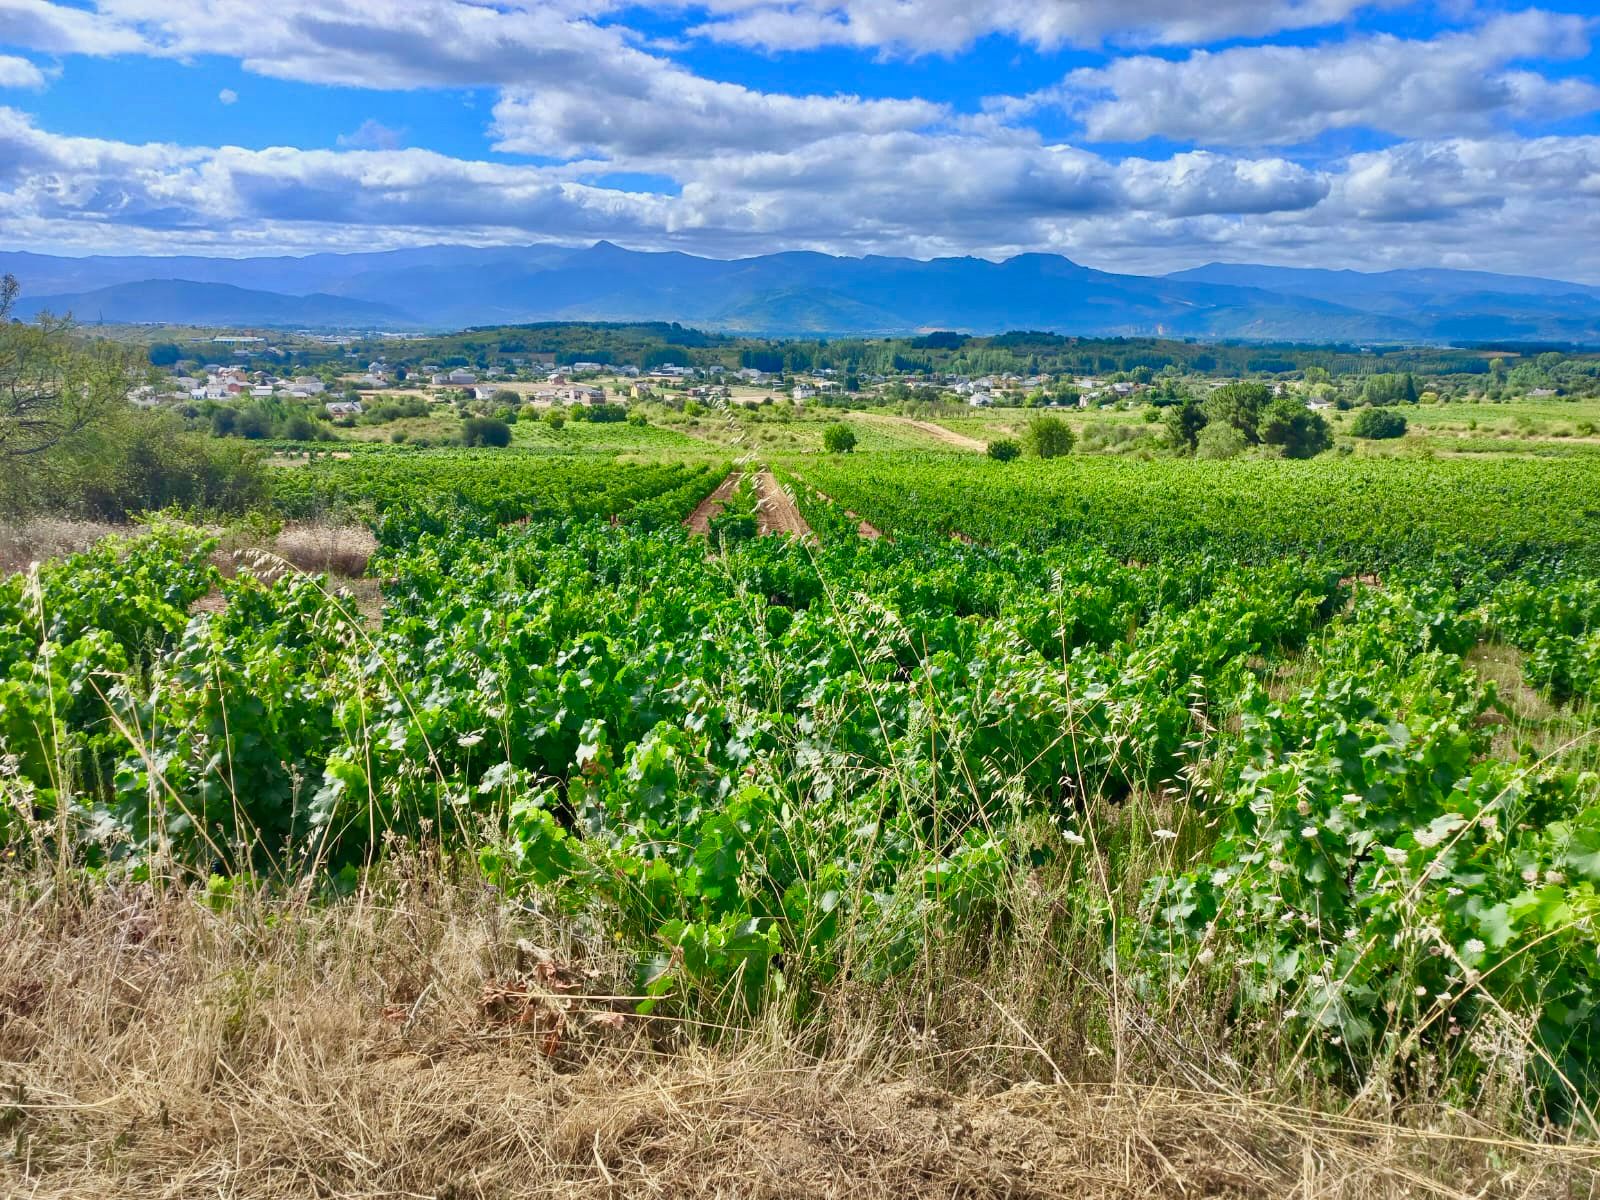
left=3, top=244, right=1597, bottom=342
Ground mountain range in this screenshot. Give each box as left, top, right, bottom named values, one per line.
left=4, top=243, right=1600, bottom=343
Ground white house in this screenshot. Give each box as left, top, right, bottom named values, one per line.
left=792, top=385, right=815, bottom=401
left=325, top=400, right=364, bottom=417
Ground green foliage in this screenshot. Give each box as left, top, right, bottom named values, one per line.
left=986, top=438, right=1021, bottom=462
left=147, top=342, right=181, bottom=367
left=1351, top=408, right=1408, bottom=440
left=1163, top=398, right=1208, bottom=452
left=792, top=454, right=1600, bottom=572
left=1203, top=382, right=1272, bottom=444
left=1023, top=415, right=1074, bottom=459
left=1365, top=373, right=1420, bottom=407
left=1195, top=422, right=1246, bottom=460
left=1259, top=397, right=1333, bottom=459
left=822, top=423, right=858, bottom=454
left=10, top=440, right=1600, bottom=1121
left=461, top=417, right=512, bottom=447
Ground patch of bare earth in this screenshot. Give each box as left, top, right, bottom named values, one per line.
left=753, top=470, right=814, bottom=540
left=683, top=470, right=742, bottom=536
left=0, top=871, right=1591, bottom=1199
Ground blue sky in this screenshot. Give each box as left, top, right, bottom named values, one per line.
left=1, top=0, right=1598, bottom=279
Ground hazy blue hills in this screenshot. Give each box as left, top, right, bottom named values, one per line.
left=4, top=243, right=1599, bottom=342
left=11, top=278, right=412, bottom=328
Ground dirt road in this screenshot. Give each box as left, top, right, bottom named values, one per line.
left=847, top=412, right=985, bottom=452
left=683, top=471, right=742, bottom=536
left=753, top=471, right=814, bottom=541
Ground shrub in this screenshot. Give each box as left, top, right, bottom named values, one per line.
left=1023, top=415, right=1074, bottom=459
left=986, top=438, right=1021, bottom=462
left=1351, top=407, right=1408, bottom=440
left=1195, top=422, right=1247, bottom=460
left=461, top=417, right=512, bottom=448
left=545, top=409, right=567, bottom=431
left=822, top=423, right=857, bottom=454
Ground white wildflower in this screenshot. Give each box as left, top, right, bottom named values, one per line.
left=1153, top=828, right=1178, bottom=841
left=1300, top=825, right=1318, bottom=839
left=1062, top=829, right=1086, bottom=846
left=1464, top=938, right=1486, bottom=956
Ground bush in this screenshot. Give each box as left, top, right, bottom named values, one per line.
left=986, top=438, right=1021, bottom=462
left=461, top=417, right=512, bottom=448
left=545, top=409, right=567, bottom=431
left=1195, top=422, right=1247, bottom=461
left=822, top=423, right=857, bottom=454
left=1351, top=407, right=1408, bottom=440
left=1023, top=415, right=1074, bottom=459
left=11, top=408, right=273, bottom=519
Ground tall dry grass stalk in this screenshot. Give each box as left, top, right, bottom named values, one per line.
left=2, top=857, right=1596, bottom=1199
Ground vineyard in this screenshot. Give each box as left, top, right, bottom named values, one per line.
left=5, top=446, right=1600, bottom=1193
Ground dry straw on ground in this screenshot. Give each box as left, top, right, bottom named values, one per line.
left=3, top=864, right=1594, bottom=1200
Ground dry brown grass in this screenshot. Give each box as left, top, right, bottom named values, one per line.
left=2, top=863, right=1595, bottom=1200
left=0, top=517, right=128, bottom=575
left=271, top=522, right=379, bottom=579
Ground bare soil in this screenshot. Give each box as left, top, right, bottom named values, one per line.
left=683, top=470, right=743, bottom=536
left=753, top=470, right=814, bottom=540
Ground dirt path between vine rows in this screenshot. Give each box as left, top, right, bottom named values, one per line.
left=849, top=412, right=986, bottom=452
left=683, top=470, right=742, bottom=536
left=753, top=470, right=814, bottom=541
left=804, top=484, right=884, bottom=540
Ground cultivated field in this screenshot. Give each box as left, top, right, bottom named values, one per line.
left=5, top=404, right=1600, bottom=1196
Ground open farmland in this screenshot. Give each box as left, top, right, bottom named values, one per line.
left=5, top=431, right=1600, bottom=1195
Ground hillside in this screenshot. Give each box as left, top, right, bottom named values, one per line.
left=12, top=278, right=415, bottom=328
left=4, top=244, right=1600, bottom=340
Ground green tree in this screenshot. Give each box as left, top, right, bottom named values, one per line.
left=1023, top=415, right=1074, bottom=459
left=0, top=275, right=128, bottom=462
left=1163, top=397, right=1208, bottom=452
left=147, top=342, right=181, bottom=367
left=1259, top=397, right=1333, bottom=459
left=822, top=422, right=857, bottom=453
left=1202, top=382, right=1271, bottom=443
